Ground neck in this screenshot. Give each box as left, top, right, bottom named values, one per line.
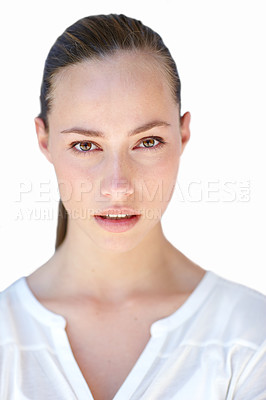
left=48, top=220, right=179, bottom=301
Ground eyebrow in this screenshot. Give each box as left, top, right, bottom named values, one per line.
left=60, top=121, right=171, bottom=137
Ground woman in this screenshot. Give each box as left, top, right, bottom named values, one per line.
left=0, top=14, right=265, bottom=400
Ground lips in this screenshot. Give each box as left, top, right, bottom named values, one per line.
left=94, top=212, right=141, bottom=233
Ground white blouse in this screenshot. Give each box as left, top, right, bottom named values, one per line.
left=0, top=270, right=265, bottom=399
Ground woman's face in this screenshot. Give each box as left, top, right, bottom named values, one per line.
left=36, top=52, right=190, bottom=252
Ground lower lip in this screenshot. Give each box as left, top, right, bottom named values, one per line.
left=94, top=215, right=141, bottom=233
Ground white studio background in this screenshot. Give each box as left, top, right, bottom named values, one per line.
left=0, top=0, right=265, bottom=294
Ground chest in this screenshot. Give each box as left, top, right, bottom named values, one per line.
left=40, top=293, right=189, bottom=399
left=65, top=318, right=152, bottom=400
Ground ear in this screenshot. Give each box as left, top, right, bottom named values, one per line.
left=34, top=117, right=53, bottom=164
left=180, top=111, right=191, bottom=155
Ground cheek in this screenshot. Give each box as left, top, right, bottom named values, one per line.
left=136, top=153, right=180, bottom=208
left=52, top=155, right=96, bottom=206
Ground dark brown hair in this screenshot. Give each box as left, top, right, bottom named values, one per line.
left=37, top=14, right=181, bottom=250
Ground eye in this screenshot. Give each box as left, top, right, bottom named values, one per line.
left=137, top=136, right=166, bottom=150
left=69, top=136, right=166, bottom=156
left=70, top=141, right=99, bottom=154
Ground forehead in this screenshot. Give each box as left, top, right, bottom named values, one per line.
left=48, top=52, right=178, bottom=130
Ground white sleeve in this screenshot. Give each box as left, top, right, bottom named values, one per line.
left=231, top=339, right=266, bottom=400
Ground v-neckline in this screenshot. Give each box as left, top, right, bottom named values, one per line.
left=16, top=270, right=216, bottom=399
left=52, top=324, right=166, bottom=400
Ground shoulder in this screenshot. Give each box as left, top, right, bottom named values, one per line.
left=0, top=279, right=20, bottom=315
left=211, top=273, right=266, bottom=317
left=0, top=279, right=22, bottom=341
left=207, top=275, right=266, bottom=398
left=202, top=272, right=266, bottom=347
left=0, top=277, right=39, bottom=346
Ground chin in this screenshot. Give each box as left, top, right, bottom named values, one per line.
left=72, top=210, right=162, bottom=253
left=90, top=232, right=147, bottom=254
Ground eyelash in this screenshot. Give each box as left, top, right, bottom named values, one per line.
left=69, top=136, right=166, bottom=156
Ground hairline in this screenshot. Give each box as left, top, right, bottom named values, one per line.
left=45, top=49, right=180, bottom=131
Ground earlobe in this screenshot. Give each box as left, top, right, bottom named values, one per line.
left=34, top=117, right=52, bottom=164
left=180, top=111, right=191, bottom=155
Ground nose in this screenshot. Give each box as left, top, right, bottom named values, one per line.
left=99, top=154, right=134, bottom=199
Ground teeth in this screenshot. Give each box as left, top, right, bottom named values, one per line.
left=106, top=214, right=129, bottom=218
left=101, top=214, right=134, bottom=219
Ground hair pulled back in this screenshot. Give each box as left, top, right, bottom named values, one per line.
left=37, top=14, right=181, bottom=250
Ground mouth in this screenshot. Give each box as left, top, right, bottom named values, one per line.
left=93, top=214, right=141, bottom=233
left=96, top=214, right=137, bottom=220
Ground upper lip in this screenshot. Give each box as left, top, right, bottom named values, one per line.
left=94, top=207, right=141, bottom=216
